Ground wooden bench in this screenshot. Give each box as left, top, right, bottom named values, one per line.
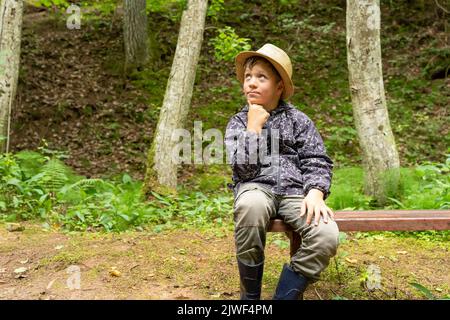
left=267, top=210, right=450, bottom=256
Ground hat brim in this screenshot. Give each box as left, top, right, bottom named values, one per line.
left=235, top=51, right=294, bottom=100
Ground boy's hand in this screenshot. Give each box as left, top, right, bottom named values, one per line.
left=300, top=189, right=335, bottom=226
left=247, top=100, right=269, bottom=134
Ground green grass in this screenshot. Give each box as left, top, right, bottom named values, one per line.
left=327, top=161, right=449, bottom=211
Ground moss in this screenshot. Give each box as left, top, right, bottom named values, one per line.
left=140, top=109, right=180, bottom=197
left=39, top=251, right=86, bottom=268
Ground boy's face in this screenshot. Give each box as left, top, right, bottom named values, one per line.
left=243, top=61, right=284, bottom=111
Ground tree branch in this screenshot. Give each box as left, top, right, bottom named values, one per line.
left=435, top=0, right=449, bottom=14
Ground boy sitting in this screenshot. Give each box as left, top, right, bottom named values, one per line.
left=225, top=43, right=339, bottom=300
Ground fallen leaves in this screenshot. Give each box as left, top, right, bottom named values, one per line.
left=109, top=267, right=121, bottom=277
left=14, top=267, right=28, bottom=279
left=388, top=255, right=398, bottom=262
left=14, top=267, right=28, bottom=274
left=345, top=257, right=358, bottom=264
left=46, top=279, right=56, bottom=290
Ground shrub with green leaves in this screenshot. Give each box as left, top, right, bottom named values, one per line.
left=391, top=154, right=450, bottom=210
left=81, top=0, right=118, bottom=17
left=207, top=0, right=224, bottom=21
left=1, top=148, right=448, bottom=237
left=0, top=150, right=233, bottom=232
left=146, top=0, right=186, bottom=22
left=209, top=26, right=251, bottom=62
left=0, top=151, right=56, bottom=221
left=33, top=0, right=70, bottom=9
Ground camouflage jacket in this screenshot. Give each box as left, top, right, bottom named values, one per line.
left=225, top=100, right=333, bottom=199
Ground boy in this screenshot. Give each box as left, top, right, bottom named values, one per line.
left=225, top=43, right=339, bottom=300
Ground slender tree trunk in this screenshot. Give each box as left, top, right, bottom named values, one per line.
left=123, top=0, right=148, bottom=74
left=143, top=0, right=208, bottom=195
left=0, top=0, right=23, bottom=153
left=346, top=0, right=400, bottom=204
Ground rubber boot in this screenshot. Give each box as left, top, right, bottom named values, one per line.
left=273, top=263, right=309, bottom=300
left=237, top=259, right=264, bottom=300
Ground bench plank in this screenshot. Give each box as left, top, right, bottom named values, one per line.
left=333, top=210, right=450, bottom=231
left=267, top=210, right=450, bottom=257
left=268, top=210, right=450, bottom=232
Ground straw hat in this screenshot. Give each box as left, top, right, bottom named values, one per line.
left=235, top=43, right=294, bottom=100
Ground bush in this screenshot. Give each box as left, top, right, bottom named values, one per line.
left=1, top=149, right=448, bottom=237
left=209, top=26, right=251, bottom=62
left=0, top=150, right=233, bottom=232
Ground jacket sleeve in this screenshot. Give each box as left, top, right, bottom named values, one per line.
left=225, top=115, right=267, bottom=182
left=296, top=117, right=334, bottom=200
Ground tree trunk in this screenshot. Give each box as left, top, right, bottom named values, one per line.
left=143, top=0, right=208, bottom=195
left=123, top=0, right=148, bottom=74
left=346, top=0, right=400, bottom=205
left=0, top=0, right=23, bottom=153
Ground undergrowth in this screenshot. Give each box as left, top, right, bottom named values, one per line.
left=1, top=149, right=448, bottom=242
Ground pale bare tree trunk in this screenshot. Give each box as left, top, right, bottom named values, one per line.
left=123, top=0, right=148, bottom=73
left=346, top=0, right=400, bottom=204
left=143, top=0, right=208, bottom=195
left=0, top=0, right=23, bottom=153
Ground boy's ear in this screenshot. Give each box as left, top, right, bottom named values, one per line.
left=277, top=80, right=284, bottom=94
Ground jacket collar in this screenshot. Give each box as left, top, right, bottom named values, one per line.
left=241, top=100, right=292, bottom=116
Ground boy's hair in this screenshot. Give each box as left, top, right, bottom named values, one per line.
left=243, top=56, right=282, bottom=83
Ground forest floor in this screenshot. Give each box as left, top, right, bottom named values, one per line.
left=13, top=5, right=154, bottom=180
left=1, top=221, right=449, bottom=300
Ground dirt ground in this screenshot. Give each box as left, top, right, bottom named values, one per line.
left=1, top=221, right=449, bottom=300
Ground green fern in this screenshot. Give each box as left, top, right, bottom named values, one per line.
left=60, top=178, right=116, bottom=194
left=37, top=159, right=71, bottom=193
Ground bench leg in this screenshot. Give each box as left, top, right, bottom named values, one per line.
left=286, top=231, right=301, bottom=257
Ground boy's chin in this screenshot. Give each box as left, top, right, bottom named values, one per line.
left=247, top=98, right=264, bottom=105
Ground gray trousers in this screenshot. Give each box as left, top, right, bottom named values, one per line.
left=233, top=183, right=339, bottom=282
